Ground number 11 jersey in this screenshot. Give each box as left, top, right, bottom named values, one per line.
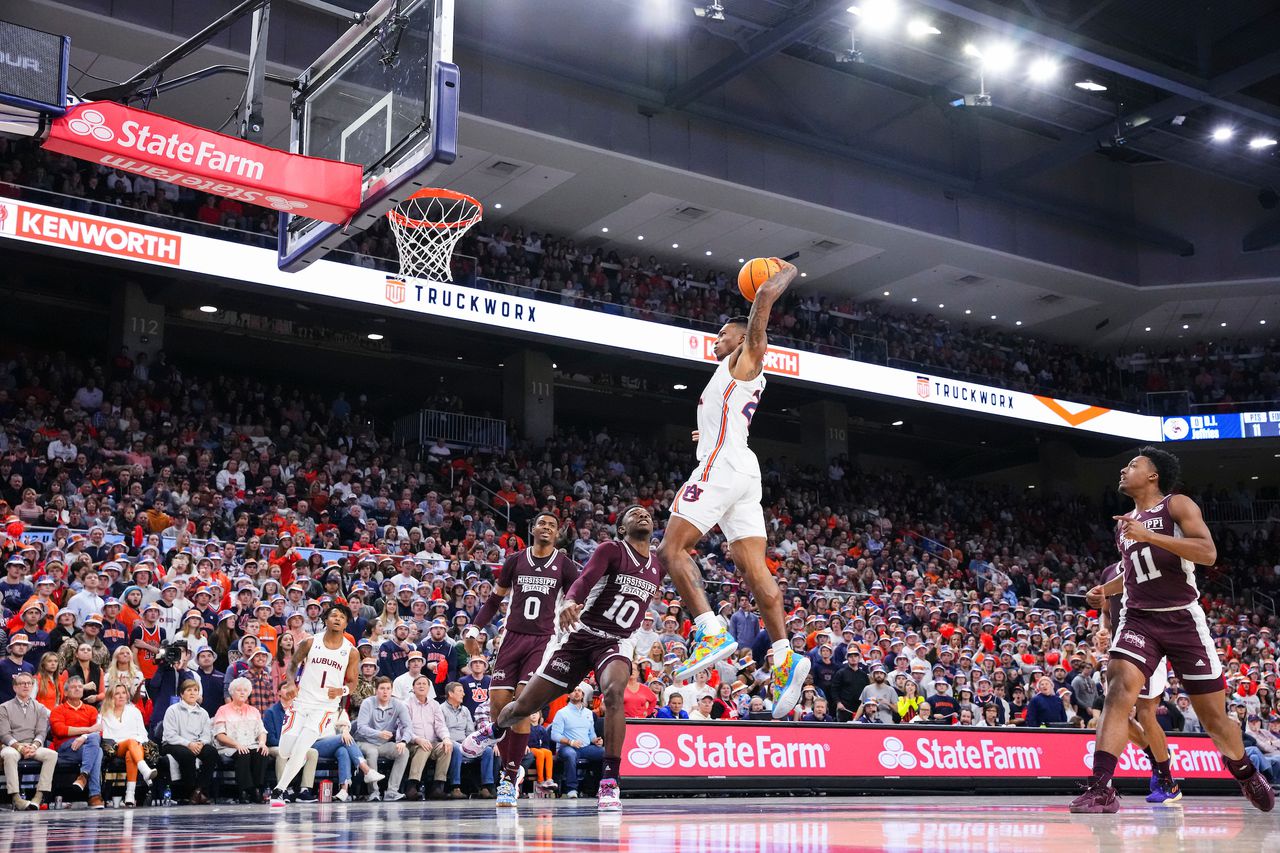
left=497, top=548, right=580, bottom=636
left=1115, top=497, right=1199, bottom=611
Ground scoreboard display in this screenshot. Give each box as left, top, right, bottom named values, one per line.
left=1162, top=411, right=1280, bottom=442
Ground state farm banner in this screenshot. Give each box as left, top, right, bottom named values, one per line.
left=44, top=102, right=362, bottom=224
left=622, top=721, right=1229, bottom=783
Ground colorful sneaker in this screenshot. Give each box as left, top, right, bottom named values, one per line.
left=1069, top=780, right=1119, bottom=814
left=496, top=779, right=517, bottom=808
left=770, top=649, right=812, bottom=719
left=597, top=779, right=621, bottom=812
left=269, top=790, right=287, bottom=810
left=1238, top=768, right=1276, bottom=812
left=461, top=722, right=503, bottom=760
left=674, top=625, right=738, bottom=681
left=1145, top=774, right=1182, bottom=805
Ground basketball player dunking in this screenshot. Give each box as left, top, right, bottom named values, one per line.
left=1098, top=560, right=1182, bottom=805
left=269, top=603, right=367, bottom=808
left=1073, top=447, right=1273, bottom=814
left=470, top=511, right=580, bottom=807
left=463, top=505, right=662, bottom=811
left=656, top=258, right=810, bottom=718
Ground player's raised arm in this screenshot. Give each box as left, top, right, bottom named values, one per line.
left=1112, top=494, right=1217, bottom=566
left=732, top=258, right=799, bottom=381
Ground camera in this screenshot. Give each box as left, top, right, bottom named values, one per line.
left=161, top=640, right=188, bottom=665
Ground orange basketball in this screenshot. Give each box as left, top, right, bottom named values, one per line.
left=737, top=257, right=781, bottom=302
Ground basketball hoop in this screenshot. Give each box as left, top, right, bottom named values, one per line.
left=386, top=188, right=483, bottom=283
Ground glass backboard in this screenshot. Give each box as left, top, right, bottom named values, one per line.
left=278, top=0, right=456, bottom=272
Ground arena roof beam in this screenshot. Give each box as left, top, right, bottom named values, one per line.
left=982, top=48, right=1280, bottom=189
left=664, top=0, right=851, bottom=110
left=914, top=0, right=1280, bottom=128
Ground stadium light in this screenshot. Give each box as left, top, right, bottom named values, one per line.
left=673, top=384, right=688, bottom=390
left=198, top=305, right=218, bottom=313
left=693, top=1, right=725, bottom=22
left=1211, top=126, right=1234, bottom=142
left=883, top=290, right=890, bottom=296
left=891, top=420, right=904, bottom=426
left=601, top=227, right=609, bottom=233
left=1249, top=136, right=1278, bottom=149
left=1074, top=79, right=1107, bottom=92
left=367, top=333, right=384, bottom=341
left=906, top=18, right=940, bottom=38
left=848, top=0, right=897, bottom=30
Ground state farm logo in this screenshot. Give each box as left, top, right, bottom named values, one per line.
left=1083, top=740, right=1097, bottom=770
left=264, top=196, right=307, bottom=211
left=627, top=732, right=675, bottom=769
left=67, top=108, right=113, bottom=142
left=878, top=736, right=918, bottom=770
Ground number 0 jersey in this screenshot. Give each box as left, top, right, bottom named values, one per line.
left=1115, top=497, right=1199, bottom=611
left=496, top=548, right=580, bottom=636
left=296, top=635, right=354, bottom=710
left=695, top=356, right=766, bottom=481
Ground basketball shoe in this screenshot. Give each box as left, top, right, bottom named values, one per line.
left=496, top=778, right=517, bottom=808
left=597, top=779, right=621, bottom=812
left=461, top=721, right=504, bottom=759
left=1145, top=774, right=1182, bottom=805
left=770, top=648, right=812, bottom=719
left=1069, top=780, right=1120, bottom=814
left=1238, top=768, right=1275, bottom=812
left=674, top=623, right=738, bottom=681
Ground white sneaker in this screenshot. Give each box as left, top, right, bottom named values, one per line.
left=565, top=790, right=579, bottom=799
left=383, top=790, right=405, bottom=802
left=367, top=790, right=381, bottom=802
left=597, top=779, right=621, bottom=812
left=269, top=794, right=287, bottom=809
left=334, top=788, right=351, bottom=803
left=364, top=768, right=385, bottom=784
left=514, top=765, right=526, bottom=798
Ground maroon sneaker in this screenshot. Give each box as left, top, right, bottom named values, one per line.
left=1238, top=770, right=1276, bottom=812
left=1069, top=781, right=1120, bottom=814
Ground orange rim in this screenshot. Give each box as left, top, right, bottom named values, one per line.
left=386, top=188, right=484, bottom=230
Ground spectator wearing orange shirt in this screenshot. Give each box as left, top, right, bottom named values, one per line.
left=50, top=676, right=105, bottom=807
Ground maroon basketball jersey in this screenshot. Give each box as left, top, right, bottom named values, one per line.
left=1114, top=497, right=1199, bottom=610
left=574, top=540, right=664, bottom=640
left=497, top=549, right=580, bottom=637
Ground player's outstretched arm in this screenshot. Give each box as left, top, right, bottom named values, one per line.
left=732, top=258, right=799, bottom=381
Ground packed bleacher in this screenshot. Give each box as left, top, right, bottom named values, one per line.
left=4, top=139, right=1279, bottom=415
left=0, top=341, right=1277, bottom=809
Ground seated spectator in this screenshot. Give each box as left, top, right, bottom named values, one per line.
left=802, top=698, right=835, bottom=723
left=263, top=683, right=318, bottom=802
left=854, top=698, right=881, bottom=724
left=160, top=680, right=217, bottom=805
left=213, top=676, right=270, bottom=804
left=1024, top=676, right=1069, bottom=727
left=440, top=680, right=491, bottom=799
left=623, top=663, right=658, bottom=719
left=859, top=664, right=898, bottom=723
left=355, top=676, right=411, bottom=802
left=896, top=679, right=924, bottom=723
left=400, top=672, right=452, bottom=801
left=103, top=646, right=145, bottom=700
left=688, top=694, right=717, bottom=720
left=710, top=683, right=739, bottom=720
left=99, top=683, right=158, bottom=806
left=50, top=675, right=104, bottom=808
left=549, top=686, right=603, bottom=800
left=393, top=651, right=428, bottom=702
left=911, top=702, right=933, bottom=722
left=1243, top=715, right=1280, bottom=781
left=313, top=708, right=384, bottom=803
left=0, top=671, right=56, bottom=810
left=65, top=642, right=106, bottom=707
left=926, top=680, right=959, bottom=724
left=655, top=694, right=689, bottom=720
left=977, top=703, right=1007, bottom=727
left=521, top=709, right=556, bottom=792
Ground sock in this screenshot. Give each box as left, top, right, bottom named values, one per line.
left=1090, top=749, right=1118, bottom=785
left=1225, top=755, right=1257, bottom=781
left=602, top=755, right=621, bottom=782
left=1141, top=746, right=1173, bottom=782
left=500, top=731, right=530, bottom=778
left=125, top=781, right=136, bottom=800
left=695, top=612, right=724, bottom=636
left=772, top=639, right=791, bottom=663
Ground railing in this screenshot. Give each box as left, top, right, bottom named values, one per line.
left=469, top=479, right=513, bottom=527
left=393, top=409, right=507, bottom=453
left=1203, top=500, right=1280, bottom=525
left=1256, top=590, right=1278, bottom=618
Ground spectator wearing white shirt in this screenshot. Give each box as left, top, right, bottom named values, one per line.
left=47, top=430, right=77, bottom=463
left=393, top=652, right=428, bottom=703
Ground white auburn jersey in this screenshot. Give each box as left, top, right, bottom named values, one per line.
left=695, top=356, right=766, bottom=481
left=296, top=635, right=354, bottom=709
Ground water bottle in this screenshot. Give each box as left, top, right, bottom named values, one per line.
left=162, top=786, right=173, bottom=807
left=54, top=795, right=63, bottom=810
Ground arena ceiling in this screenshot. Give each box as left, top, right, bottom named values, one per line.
left=9, top=0, right=1280, bottom=349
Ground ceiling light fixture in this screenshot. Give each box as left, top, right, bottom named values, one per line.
left=493, top=203, right=502, bottom=209
left=705, top=250, right=713, bottom=256
left=601, top=227, right=609, bottom=233
left=883, top=290, right=890, bottom=296
left=1211, top=125, right=1235, bottom=142
left=1028, top=57, right=1059, bottom=83
left=1220, top=321, right=1228, bottom=327
left=673, top=384, right=688, bottom=390
left=911, top=297, right=918, bottom=302
left=1249, top=136, right=1278, bottom=150
left=964, top=309, right=972, bottom=315
left=800, top=272, right=807, bottom=277
left=1182, top=324, right=1190, bottom=329
left=1144, top=326, right=1151, bottom=331
left=891, top=420, right=904, bottom=426
left=966, top=42, right=1016, bottom=73
left=198, top=305, right=218, bottom=313
left=1015, top=320, right=1023, bottom=326
left=637, top=235, right=644, bottom=240
left=672, top=243, right=679, bottom=248
left=1074, top=79, right=1107, bottom=92
left=367, top=333, right=384, bottom=341
left=848, top=0, right=898, bottom=30
left=693, top=1, right=725, bottom=22
left=938, top=303, right=945, bottom=308
left=738, top=258, right=746, bottom=263
left=906, top=18, right=940, bottom=38
left=990, top=314, right=997, bottom=320
left=1261, top=319, right=1268, bottom=325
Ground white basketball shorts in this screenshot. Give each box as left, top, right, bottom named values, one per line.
left=671, top=468, right=766, bottom=542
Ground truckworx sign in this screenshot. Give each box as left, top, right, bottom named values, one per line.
left=621, top=722, right=1229, bottom=781
left=43, top=102, right=362, bottom=224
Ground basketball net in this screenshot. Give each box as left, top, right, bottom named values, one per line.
left=386, top=188, right=483, bottom=283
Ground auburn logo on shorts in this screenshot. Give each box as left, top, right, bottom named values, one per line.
left=385, top=276, right=407, bottom=305
left=682, top=484, right=704, bottom=503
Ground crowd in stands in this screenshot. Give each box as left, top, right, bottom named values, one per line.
left=4, top=139, right=1279, bottom=415
left=0, top=339, right=1277, bottom=809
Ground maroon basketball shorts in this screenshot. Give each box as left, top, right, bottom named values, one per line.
left=532, top=625, right=633, bottom=690
left=1109, top=602, right=1225, bottom=695
left=490, top=631, right=550, bottom=691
